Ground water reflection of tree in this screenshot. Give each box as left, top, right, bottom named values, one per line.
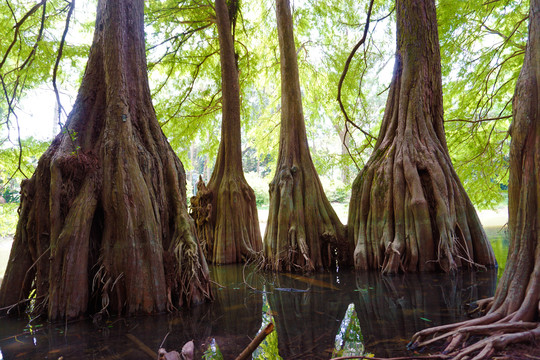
left=267, top=273, right=348, bottom=359
left=204, top=265, right=263, bottom=357
left=0, top=268, right=498, bottom=359
left=349, top=270, right=497, bottom=357
left=0, top=266, right=264, bottom=359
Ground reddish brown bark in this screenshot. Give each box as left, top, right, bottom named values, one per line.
left=410, top=1, right=540, bottom=357
left=190, top=0, right=262, bottom=264
left=0, top=0, right=211, bottom=320
left=348, top=0, right=496, bottom=274
left=263, top=0, right=348, bottom=272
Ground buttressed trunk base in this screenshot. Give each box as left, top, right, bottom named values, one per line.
left=263, top=0, right=349, bottom=272
left=0, top=0, right=211, bottom=320
left=348, top=0, right=496, bottom=274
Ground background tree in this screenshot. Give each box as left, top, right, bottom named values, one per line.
left=263, top=0, right=348, bottom=272
left=411, top=0, right=540, bottom=356
left=0, top=0, right=211, bottom=320
left=190, top=0, right=262, bottom=264
left=348, top=0, right=497, bottom=274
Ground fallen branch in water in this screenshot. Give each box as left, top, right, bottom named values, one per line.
left=125, top=333, right=157, bottom=359
left=235, top=322, right=274, bottom=360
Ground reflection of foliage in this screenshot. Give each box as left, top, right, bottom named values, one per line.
left=333, top=303, right=373, bottom=358
left=254, top=326, right=281, bottom=360
left=202, top=339, right=224, bottom=360
left=484, top=226, right=509, bottom=279
left=253, top=291, right=283, bottom=360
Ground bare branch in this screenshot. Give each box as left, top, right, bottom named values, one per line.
left=337, top=0, right=377, bottom=144
left=0, top=0, right=46, bottom=71
left=51, top=0, right=75, bottom=150
left=445, top=115, right=512, bottom=124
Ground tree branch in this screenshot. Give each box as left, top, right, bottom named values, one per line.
left=444, top=115, right=512, bottom=124
left=337, top=0, right=376, bottom=143
left=52, top=0, right=75, bottom=150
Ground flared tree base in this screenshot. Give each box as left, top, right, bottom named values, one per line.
left=263, top=163, right=349, bottom=272
left=349, top=136, right=496, bottom=274
left=190, top=175, right=262, bottom=265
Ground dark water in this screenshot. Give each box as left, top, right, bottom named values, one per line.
left=0, top=233, right=508, bottom=360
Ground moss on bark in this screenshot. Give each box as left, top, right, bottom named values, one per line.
left=0, top=0, right=211, bottom=320
left=348, top=0, right=496, bottom=274
left=263, top=0, right=349, bottom=272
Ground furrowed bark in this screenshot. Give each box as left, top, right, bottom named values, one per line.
left=0, top=0, right=211, bottom=320
left=262, top=0, right=349, bottom=272
left=410, top=1, right=540, bottom=357
left=348, top=0, right=496, bottom=274
left=190, top=0, right=262, bottom=264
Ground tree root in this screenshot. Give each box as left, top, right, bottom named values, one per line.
left=409, top=316, right=540, bottom=360
left=468, top=297, right=494, bottom=316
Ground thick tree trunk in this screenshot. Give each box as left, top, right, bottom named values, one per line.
left=263, top=0, right=348, bottom=272
left=190, top=0, right=262, bottom=264
left=0, top=0, right=211, bottom=320
left=348, top=0, right=496, bottom=274
left=410, top=1, right=540, bottom=357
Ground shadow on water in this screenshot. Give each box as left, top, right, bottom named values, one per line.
left=0, top=264, right=499, bottom=359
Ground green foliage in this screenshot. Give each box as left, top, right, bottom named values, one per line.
left=244, top=171, right=270, bottom=206
left=202, top=339, right=224, bottom=360
left=0, top=0, right=92, bottom=144
left=296, top=0, right=395, bottom=172
left=319, top=176, right=351, bottom=203
left=0, top=137, right=49, bottom=185
left=0, top=203, right=18, bottom=236
left=438, top=0, right=528, bottom=208
left=145, top=0, right=254, bottom=165
left=0, top=0, right=528, bottom=212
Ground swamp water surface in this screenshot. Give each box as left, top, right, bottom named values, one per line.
left=0, top=228, right=508, bottom=360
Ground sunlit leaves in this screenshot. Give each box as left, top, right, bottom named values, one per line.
left=0, top=0, right=529, bottom=210
left=0, top=0, right=91, bottom=188
left=439, top=0, right=528, bottom=208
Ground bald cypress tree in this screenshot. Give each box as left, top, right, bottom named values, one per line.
left=0, top=0, right=211, bottom=320
left=190, top=0, right=262, bottom=265
left=263, top=0, right=349, bottom=272
left=411, top=1, right=540, bottom=357
left=347, top=0, right=496, bottom=274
